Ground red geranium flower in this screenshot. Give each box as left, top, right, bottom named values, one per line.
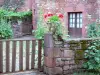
left=48, top=13, right=53, bottom=17
left=44, top=14, right=47, bottom=18
left=58, top=14, right=63, bottom=18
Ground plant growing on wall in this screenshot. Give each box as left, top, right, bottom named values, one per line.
left=83, top=40, right=100, bottom=72
left=87, top=22, right=100, bottom=38
left=84, top=23, right=100, bottom=72
left=0, top=8, right=32, bottom=19
left=0, top=19, right=13, bottom=39
left=0, top=8, right=32, bottom=39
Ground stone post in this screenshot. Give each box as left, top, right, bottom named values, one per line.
left=44, top=33, right=63, bottom=75
left=44, top=33, right=55, bottom=75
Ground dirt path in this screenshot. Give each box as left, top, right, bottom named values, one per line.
left=1, top=70, right=46, bottom=75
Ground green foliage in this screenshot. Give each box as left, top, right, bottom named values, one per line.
left=87, top=22, right=100, bottom=38
left=49, top=15, right=59, bottom=22
left=74, top=72, right=100, bottom=75
left=33, top=25, right=47, bottom=39
left=0, top=8, right=32, bottom=19
left=47, top=15, right=63, bottom=40
left=33, top=9, right=47, bottom=39
left=84, top=22, right=100, bottom=72
left=0, top=8, right=31, bottom=39
left=83, top=40, right=100, bottom=72
left=0, top=19, right=13, bottom=39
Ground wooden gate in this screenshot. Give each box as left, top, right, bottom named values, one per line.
left=0, top=39, right=43, bottom=74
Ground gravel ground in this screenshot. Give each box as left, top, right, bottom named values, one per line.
left=0, top=70, right=46, bottom=75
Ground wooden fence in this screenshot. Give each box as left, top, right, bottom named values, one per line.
left=0, top=39, right=43, bottom=74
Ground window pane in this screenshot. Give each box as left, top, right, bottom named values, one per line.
left=70, top=19, right=73, bottom=23
left=70, top=24, right=73, bottom=27
left=73, top=14, right=75, bottom=18
left=80, top=19, right=82, bottom=23
left=73, top=24, right=75, bottom=28
left=80, top=24, right=82, bottom=28
left=70, top=14, right=73, bottom=18
left=77, top=13, right=80, bottom=18
left=73, top=19, right=75, bottom=23
left=77, top=19, right=80, bottom=23
left=80, top=14, right=82, bottom=18
left=77, top=24, right=80, bottom=28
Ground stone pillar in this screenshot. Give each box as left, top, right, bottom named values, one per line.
left=44, top=33, right=63, bottom=75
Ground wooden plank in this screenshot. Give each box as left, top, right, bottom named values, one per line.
left=26, top=41, right=30, bottom=70
left=19, top=41, right=23, bottom=71
left=6, top=41, right=10, bottom=72
left=31, top=40, right=36, bottom=69
left=0, top=38, right=40, bottom=41
left=12, top=41, right=16, bottom=72
left=0, top=41, right=3, bottom=73
left=38, top=40, right=42, bottom=70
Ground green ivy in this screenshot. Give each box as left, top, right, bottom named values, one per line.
left=0, top=19, right=13, bottom=39
left=0, top=8, right=32, bottom=19
left=83, top=40, right=100, bottom=72
left=74, top=71, right=100, bottom=75
left=87, top=22, right=100, bottom=38
left=83, top=22, right=100, bottom=72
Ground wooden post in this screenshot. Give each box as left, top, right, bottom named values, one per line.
left=19, top=41, right=23, bottom=71
left=0, top=41, right=3, bottom=73
left=26, top=41, right=30, bottom=70
left=31, top=40, right=36, bottom=69
left=12, top=41, right=16, bottom=72
left=38, top=40, right=42, bottom=71
left=6, top=41, right=10, bottom=72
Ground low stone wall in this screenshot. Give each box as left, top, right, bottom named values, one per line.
left=43, top=33, right=93, bottom=75
left=12, top=22, right=22, bottom=38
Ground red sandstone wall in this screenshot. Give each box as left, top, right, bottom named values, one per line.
left=18, top=0, right=32, bottom=11
left=0, top=0, right=99, bottom=37
left=0, top=0, right=4, bottom=6
left=38, top=0, right=98, bottom=37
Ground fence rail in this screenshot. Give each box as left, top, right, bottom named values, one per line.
left=0, top=39, right=43, bottom=74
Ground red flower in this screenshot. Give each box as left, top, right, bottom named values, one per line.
left=44, top=14, right=47, bottom=18
left=58, top=14, right=63, bottom=18
left=48, top=13, right=53, bottom=17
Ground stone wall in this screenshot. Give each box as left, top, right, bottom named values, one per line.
left=44, top=33, right=92, bottom=75
left=12, top=21, right=22, bottom=38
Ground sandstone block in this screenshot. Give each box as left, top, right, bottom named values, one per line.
left=63, top=65, right=70, bottom=70
left=44, top=56, right=56, bottom=68
left=54, top=67, right=63, bottom=75
left=64, top=50, right=74, bottom=58
left=56, top=58, right=64, bottom=67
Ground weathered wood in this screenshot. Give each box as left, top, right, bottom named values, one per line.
left=0, top=39, right=43, bottom=74
left=31, top=40, right=36, bottom=69
left=6, top=41, right=10, bottom=72
left=19, top=41, right=23, bottom=71
left=38, top=40, right=42, bottom=70
left=26, top=41, right=30, bottom=70
left=12, top=41, right=16, bottom=72
left=0, top=41, right=3, bottom=73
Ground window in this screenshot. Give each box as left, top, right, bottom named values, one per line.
left=68, top=12, right=82, bottom=28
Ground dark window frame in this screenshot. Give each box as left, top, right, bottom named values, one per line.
left=68, top=12, right=82, bottom=28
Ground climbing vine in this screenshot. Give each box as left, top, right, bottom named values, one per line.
left=0, top=8, right=32, bottom=20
